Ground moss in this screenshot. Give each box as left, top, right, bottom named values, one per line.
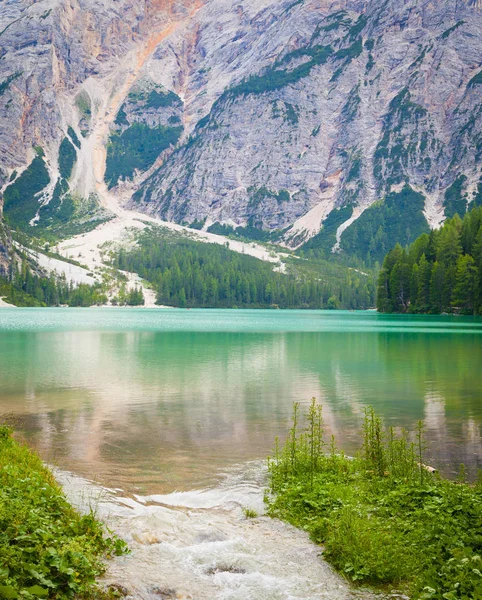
left=373, top=89, right=430, bottom=190
left=75, top=91, right=91, bottom=117
left=330, top=39, right=363, bottom=81
left=334, top=38, right=363, bottom=61
left=341, top=88, right=360, bottom=121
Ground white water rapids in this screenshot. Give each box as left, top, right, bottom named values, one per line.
left=55, top=463, right=376, bottom=600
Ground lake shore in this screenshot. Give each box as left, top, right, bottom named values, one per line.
left=0, top=427, right=125, bottom=598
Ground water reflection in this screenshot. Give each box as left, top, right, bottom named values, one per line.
left=0, top=317, right=481, bottom=491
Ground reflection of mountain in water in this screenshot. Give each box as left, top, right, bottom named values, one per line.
left=1, top=325, right=481, bottom=490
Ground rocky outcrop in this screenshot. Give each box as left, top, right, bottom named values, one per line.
left=0, top=0, right=196, bottom=229
left=130, top=0, right=482, bottom=254
left=1, top=0, right=482, bottom=257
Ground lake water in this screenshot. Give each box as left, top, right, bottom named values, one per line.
left=1, top=308, right=482, bottom=492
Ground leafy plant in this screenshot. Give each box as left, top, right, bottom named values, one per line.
left=267, top=401, right=482, bottom=597
left=0, top=426, right=127, bottom=598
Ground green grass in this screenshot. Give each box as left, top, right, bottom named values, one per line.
left=0, top=426, right=127, bottom=598
left=267, top=401, right=482, bottom=598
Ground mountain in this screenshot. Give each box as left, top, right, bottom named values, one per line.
left=1, top=0, right=482, bottom=263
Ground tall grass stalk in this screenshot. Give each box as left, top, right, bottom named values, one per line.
left=267, top=400, right=482, bottom=598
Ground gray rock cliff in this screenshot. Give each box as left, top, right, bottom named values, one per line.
left=0, top=0, right=481, bottom=256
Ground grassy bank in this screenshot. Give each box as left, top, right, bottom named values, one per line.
left=0, top=426, right=126, bottom=599
left=267, top=401, right=482, bottom=598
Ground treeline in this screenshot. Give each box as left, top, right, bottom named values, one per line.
left=113, top=232, right=375, bottom=309
left=0, top=261, right=107, bottom=307
left=377, top=205, right=482, bottom=314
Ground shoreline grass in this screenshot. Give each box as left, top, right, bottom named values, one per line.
left=0, top=426, right=127, bottom=599
left=266, top=400, right=482, bottom=598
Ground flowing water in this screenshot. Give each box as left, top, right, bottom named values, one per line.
left=1, top=308, right=481, bottom=598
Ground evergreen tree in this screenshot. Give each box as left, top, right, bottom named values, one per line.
left=377, top=205, right=482, bottom=314
left=453, top=255, right=478, bottom=314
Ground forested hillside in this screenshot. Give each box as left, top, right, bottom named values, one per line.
left=377, top=205, right=482, bottom=315
left=0, top=261, right=108, bottom=307
left=113, top=229, right=375, bottom=309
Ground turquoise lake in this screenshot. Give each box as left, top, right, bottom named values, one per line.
left=0, top=308, right=481, bottom=492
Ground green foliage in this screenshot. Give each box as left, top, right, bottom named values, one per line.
left=105, top=123, right=182, bottom=188
left=111, top=284, right=145, bottom=307
left=444, top=174, right=468, bottom=218
left=302, top=205, right=354, bottom=256
left=206, top=222, right=285, bottom=243
left=441, top=20, right=465, bottom=40
left=3, top=150, right=50, bottom=231
left=347, top=14, right=367, bottom=40
left=67, top=127, right=81, bottom=149
left=283, top=102, right=298, bottom=125
left=0, top=260, right=107, bottom=307
left=0, top=426, right=127, bottom=598
left=75, top=92, right=91, bottom=117
left=224, top=45, right=333, bottom=98
left=333, top=38, right=363, bottom=62
left=0, top=72, right=21, bottom=96
left=58, top=137, right=77, bottom=181
left=373, top=88, right=429, bottom=190
left=247, top=187, right=290, bottom=210
left=111, top=228, right=375, bottom=309
left=340, top=89, right=361, bottom=122
left=377, top=204, right=482, bottom=314
left=468, top=70, right=482, bottom=88
left=268, top=401, right=482, bottom=597
left=341, top=185, right=429, bottom=265
left=144, top=89, right=180, bottom=109
left=114, top=107, right=128, bottom=127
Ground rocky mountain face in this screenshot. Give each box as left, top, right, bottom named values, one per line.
left=1, top=0, right=482, bottom=261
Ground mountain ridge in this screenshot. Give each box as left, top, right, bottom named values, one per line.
left=1, top=0, right=482, bottom=262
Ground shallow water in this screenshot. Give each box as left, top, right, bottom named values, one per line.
left=56, top=464, right=372, bottom=600
left=1, top=308, right=481, bottom=491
